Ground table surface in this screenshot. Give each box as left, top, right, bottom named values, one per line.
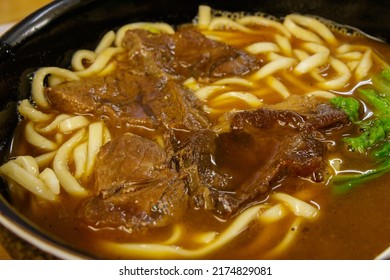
left=0, top=0, right=51, bottom=24
left=0, top=0, right=52, bottom=260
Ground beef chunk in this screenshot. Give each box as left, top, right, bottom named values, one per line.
left=231, top=96, right=349, bottom=132
left=173, top=27, right=259, bottom=78
left=121, top=27, right=259, bottom=78
left=94, top=133, right=169, bottom=194
left=230, top=107, right=307, bottom=131
left=171, top=130, right=230, bottom=211
left=80, top=133, right=188, bottom=231
left=45, top=72, right=209, bottom=134
left=234, top=132, right=326, bottom=209
left=211, top=96, right=350, bottom=215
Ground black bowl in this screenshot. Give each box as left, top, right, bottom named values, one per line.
left=1, top=0, right=390, bottom=259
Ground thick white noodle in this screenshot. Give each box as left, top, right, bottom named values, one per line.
left=105, top=205, right=262, bottom=258
left=115, top=22, right=175, bottom=47
left=74, top=47, right=124, bottom=78
left=32, top=67, right=80, bottom=109
left=317, top=57, right=351, bottom=90
left=355, top=48, right=373, bottom=80
left=39, top=168, right=60, bottom=195
left=36, top=114, right=71, bottom=134
left=195, top=85, right=225, bottom=100
left=237, top=16, right=291, bottom=37
left=272, top=193, right=318, bottom=219
left=284, top=14, right=337, bottom=45
left=198, top=5, right=212, bottom=28
left=18, top=100, right=53, bottom=122
left=252, top=57, right=296, bottom=80
left=208, top=18, right=254, bottom=33
left=258, top=203, right=287, bottom=223
left=71, top=50, right=96, bottom=71
left=294, top=50, right=330, bottom=74
left=265, top=76, right=290, bottom=98
left=58, top=116, right=90, bottom=133
left=275, top=34, right=292, bottom=56
left=213, top=77, right=253, bottom=88
left=34, top=152, right=56, bottom=169
left=14, top=156, right=39, bottom=177
left=246, top=42, right=280, bottom=54
left=95, top=30, right=116, bottom=54
left=25, top=121, right=58, bottom=151
left=53, top=129, right=87, bottom=196
left=85, top=122, right=104, bottom=177
left=0, top=160, right=56, bottom=201
left=73, top=142, right=88, bottom=179
left=211, top=91, right=262, bottom=108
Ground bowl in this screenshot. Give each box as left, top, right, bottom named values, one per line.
left=1, top=0, right=390, bottom=259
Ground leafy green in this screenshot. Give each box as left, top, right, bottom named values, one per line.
left=332, top=159, right=390, bottom=194
left=373, top=141, right=390, bottom=158
left=330, top=67, right=390, bottom=194
left=371, top=67, right=390, bottom=95
left=330, top=96, right=360, bottom=123
left=345, top=119, right=386, bottom=153
left=359, top=88, right=390, bottom=117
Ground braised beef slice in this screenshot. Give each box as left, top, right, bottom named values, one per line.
left=211, top=96, right=350, bottom=216
left=171, top=130, right=231, bottom=212
left=234, top=132, right=326, bottom=209
left=173, top=27, right=259, bottom=78
left=80, top=133, right=188, bottom=231
left=231, top=96, right=349, bottom=132
left=121, top=27, right=259, bottom=78
left=45, top=72, right=208, bottom=134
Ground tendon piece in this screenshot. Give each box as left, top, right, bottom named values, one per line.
left=45, top=72, right=209, bottom=134
left=81, top=133, right=188, bottom=231
left=121, top=27, right=260, bottom=78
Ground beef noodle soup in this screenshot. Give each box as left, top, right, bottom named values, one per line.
left=1, top=5, right=390, bottom=259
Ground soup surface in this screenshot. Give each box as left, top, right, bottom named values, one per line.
left=1, top=6, right=390, bottom=259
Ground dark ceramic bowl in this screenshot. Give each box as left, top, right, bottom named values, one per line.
left=1, top=0, right=390, bottom=259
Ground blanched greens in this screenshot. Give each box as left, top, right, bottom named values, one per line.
left=330, top=67, right=390, bottom=193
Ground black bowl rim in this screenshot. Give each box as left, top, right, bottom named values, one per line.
left=0, top=0, right=94, bottom=260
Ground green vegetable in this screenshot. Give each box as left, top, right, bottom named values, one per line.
left=330, top=67, right=390, bottom=194
left=373, top=141, right=390, bottom=158
left=359, top=88, right=390, bottom=117
left=332, top=159, right=390, bottom=194
left=345, top=119, right=386, bottom=153
left=330, top=96, right=360, bottom=123
left=371, top=67, right=390, bottom=95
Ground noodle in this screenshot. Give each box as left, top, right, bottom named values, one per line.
left=237, top=16, right=291, bottom=37
left=25, top=121, right=58, bottom=151
left=252, top=57, right=296, bottom=80
left=105, top=205, right=264, bottom=258
left=0, top=158, right=57, bottom=201
left=74, top=47, right=124, bottom=77
left=32, top=67, right=80, bottom=108
left=52, top=128, right=87, bottom=197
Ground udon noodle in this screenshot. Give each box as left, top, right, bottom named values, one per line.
left=1, top=5, right=389, bottom=259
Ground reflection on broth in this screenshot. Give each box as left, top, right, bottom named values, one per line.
left=1, top=5, right=390, bottom=259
